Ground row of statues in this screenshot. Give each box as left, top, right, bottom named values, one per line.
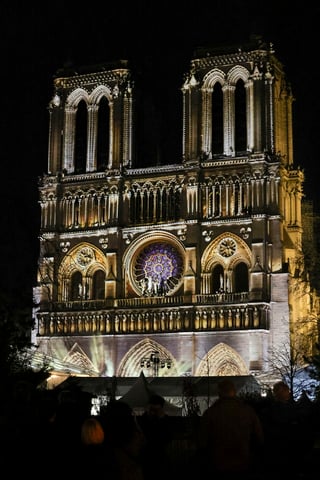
left=139, top=276, right=171, bottom=296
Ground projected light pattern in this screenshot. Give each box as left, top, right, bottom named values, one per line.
left=135, top=243, right=183, bottom=296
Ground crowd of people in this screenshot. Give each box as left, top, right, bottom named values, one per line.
left=0, top=377, right=319, bottom=479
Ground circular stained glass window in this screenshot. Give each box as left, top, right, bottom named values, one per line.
left=134, top=243, right=184, bottom=296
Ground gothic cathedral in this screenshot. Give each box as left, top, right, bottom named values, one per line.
left=32, top=38, right=316, bottom=385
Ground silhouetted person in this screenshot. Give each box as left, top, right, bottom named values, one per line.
left=260, top=380, right=309, bottom=477
left=197, top=379, right=264, bottom=479
left=139, top=394, right=174, bottom=480
left=76, top=415, right=117, bottom=475
left=101, top=400, right=146, bottom=480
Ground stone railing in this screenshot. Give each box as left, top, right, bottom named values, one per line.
left=36, top=296, right=269, bottom=337
left=41, top=291, right=262, bottom=312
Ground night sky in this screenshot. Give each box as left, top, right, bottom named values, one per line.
left=1, top=1, right=319, bottom=297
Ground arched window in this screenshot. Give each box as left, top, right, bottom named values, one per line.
left=100, top=193, right=107, bottom=224
left=168, top=186, right=175, bottom=220
left=212, top=264, right=224, bottom=293
left=70, top=271, right=82, bottom=300
left=92, top=270, right=105, bottom=299
left=74, top=196, right=80, bottom=226
left=234, top=262, right=249, bottom=292
left=142, top=190, right=148, bottom=222
left=97, top=96, right=110, bottom=171
left=234, top=181, right=240, bottom=216
left=92, top=195, right=99, bottom=225
left=136, top=190, right=142, bottom=223
left=235, top=79, right=247, bottom=154
left=214, top=186, right=220, bottom=217
left=212, top=82, right=223, bottom=155
left=156, top=189, right=161, bottom=222
left=74, top=100, right=88, bottom=173
left=175, top=188, right=181, bottom=219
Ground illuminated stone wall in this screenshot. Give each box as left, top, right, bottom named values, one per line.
left=33, top=39, right=316, bottom=385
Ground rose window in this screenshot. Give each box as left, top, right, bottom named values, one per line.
left=134, top=243, right=184, bottom=296
left=219, top=238, right=237, bottom=257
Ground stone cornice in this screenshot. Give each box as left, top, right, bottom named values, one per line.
left=54, top=67, right=131, bottom=91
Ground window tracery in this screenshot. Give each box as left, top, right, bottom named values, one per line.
left=134, top=242, right=184, bottom=296
left=219, top=238, right=237, bottom=257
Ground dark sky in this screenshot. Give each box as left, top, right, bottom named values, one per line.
left=1, top=1, right=320, bottom=296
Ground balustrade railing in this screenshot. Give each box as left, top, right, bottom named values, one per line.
left=41, top=291, right=261, bottom=313
left=37, top=297, right=269, bottom=337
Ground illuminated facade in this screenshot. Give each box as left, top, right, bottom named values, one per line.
left=33, top=39, right=314, bottom=382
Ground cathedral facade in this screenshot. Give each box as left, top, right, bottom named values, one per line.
left=32, top=38, right=314, bottom=384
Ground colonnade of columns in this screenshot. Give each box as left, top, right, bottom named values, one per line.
left=40, top=190, right=119, bottom=229
left=199, top=172, right=279, bottom=219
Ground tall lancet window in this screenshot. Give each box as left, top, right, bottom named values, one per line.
left=92, top=270, right=106, bottom=299
left=74, top=100, right=88, bottom=173
left=71, top=271, right=82, bottom=300
left=212, top=82, right=223, bottom=155
left=234, top=79, right=247, bottom=154
left=212, top=264, right=224, bottom=293
left=234, top=262, right=249, bottom=292
left=97, top=96, right=110, bottom=171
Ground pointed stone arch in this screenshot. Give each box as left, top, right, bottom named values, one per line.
left=202, top=68, right=226, bottom=90
left=60, top=242, right=107, bottom=277
left=117, top=338, right=177, bottom=377
left=195, top=342, right=249, bottom=376
left=58, top=243, right=108, bottom=301
left=67, top=88, right=89, bottom=107
left=227, top=65, right=250, bottom=85
left=62, top=342, right=99, bottom=375
left=201, top=232, right=252, bottom=294
left=201, top=232, right=252, bottom=272
left=89, top=85, right=113, bottom=105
